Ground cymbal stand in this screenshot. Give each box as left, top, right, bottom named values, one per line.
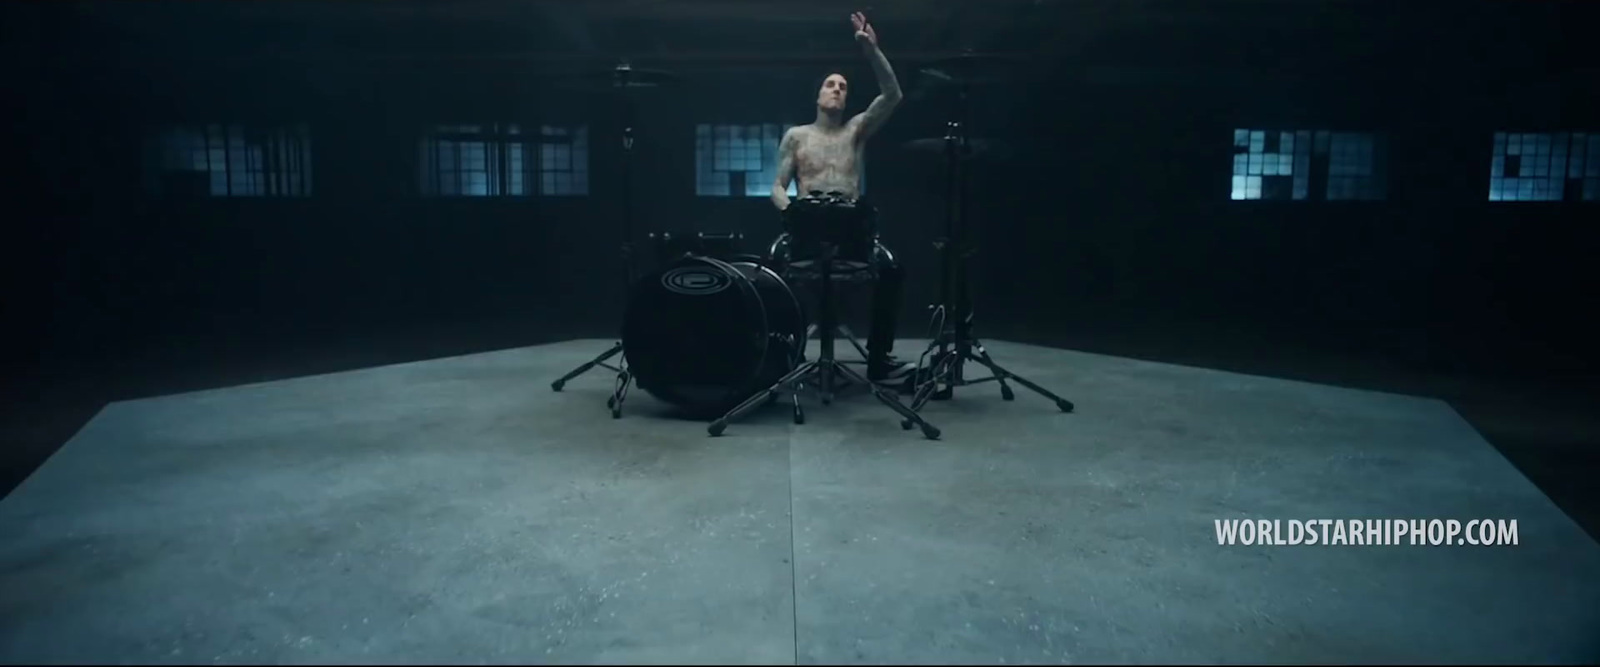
left=902, top=82, right=1074, bottom=428
left=551, top=64, right=643, bottom=418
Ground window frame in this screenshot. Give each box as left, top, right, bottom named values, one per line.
left=417, top=122, right=589, bottom=198
left=1487, top=131, right=1598, bottom=202
left=694, top=122, right=803, bottom=198
left=145, top=123, right=313, bottom=198
left=1229, top=128, right=1386, bottom=202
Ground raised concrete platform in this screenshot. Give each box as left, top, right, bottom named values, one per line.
left=2, top=339, right=1596, bottom=664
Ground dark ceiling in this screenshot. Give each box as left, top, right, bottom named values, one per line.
left=18, top=0, right=1599, bottom=86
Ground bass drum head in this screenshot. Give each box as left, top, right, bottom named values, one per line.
left=622, top=255, right=771, bottom=416
left=727, top=258, right=805, bottom=378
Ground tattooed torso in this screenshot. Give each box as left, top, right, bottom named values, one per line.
left=790, top=123, right=864, bottom=199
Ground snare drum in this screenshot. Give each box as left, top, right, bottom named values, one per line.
left=771, top=193, right=880, bottom=279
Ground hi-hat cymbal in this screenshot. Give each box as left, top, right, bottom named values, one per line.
left=901, top=136, right=1013, bottom=160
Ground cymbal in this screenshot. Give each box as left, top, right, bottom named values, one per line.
left=901, top=136, right=1013, bottom=160
left=918, top=53, right=1031, bottom=86
left=564, top=64, right=680, bottom=92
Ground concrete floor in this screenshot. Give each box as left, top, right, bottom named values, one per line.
left=2, top=338, right=1598, bottom=664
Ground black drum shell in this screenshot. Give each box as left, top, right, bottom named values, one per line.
left=780, top=197, right=877, bottom=265
left=621, top=254, right=803, bottom=417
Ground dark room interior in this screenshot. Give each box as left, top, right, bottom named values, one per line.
left=2, top=0, right=1598, bottom=662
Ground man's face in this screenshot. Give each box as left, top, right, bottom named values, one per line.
left=817, top=74, right=848, bottom=111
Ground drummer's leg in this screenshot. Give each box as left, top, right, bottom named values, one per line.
left=867, top=239, right=909, bottom=381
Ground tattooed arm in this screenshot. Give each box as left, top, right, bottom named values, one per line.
left=772, top=127, right=799, bottom=211
left=849, top=11, right=902, bottom=141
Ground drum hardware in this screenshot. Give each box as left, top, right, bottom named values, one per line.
left=768, top=228, right=874, bottom=365
left=773, top=193, right=880, bottom=381
left=805, top=323, right=870, bottom=367
left=550, top=62, right=671, bottom=417
left=900, top=136, right=1012, bottom=161
left=564, top=63, right=679, bottom=91
left=648, top=231, right=746, bottom=267
left=710, top=197, right=941, bottom=439
left=900, top=56, right=1074, bottom=425
left=917, top=52, right=1035, bottom=88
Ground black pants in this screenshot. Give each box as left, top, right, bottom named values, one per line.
left=866, top=241, right=904, bottom=360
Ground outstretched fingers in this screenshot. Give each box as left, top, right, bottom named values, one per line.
left=852, top=11, right=878, bottom=45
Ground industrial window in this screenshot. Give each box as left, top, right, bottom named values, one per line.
left=418, top=124, right=588, bottom=197
left=145, top=124, right=312, bottom=197
left=695, top=123, right=800, bottom=197
left=1489, top=132, right=1599, bottom=202
left=1231, top=129, right=1385, bottom=201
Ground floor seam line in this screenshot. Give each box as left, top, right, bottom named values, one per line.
left=788, top=430, right=800, bottom=665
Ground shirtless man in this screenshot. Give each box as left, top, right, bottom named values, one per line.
left=772, top=11, right=909, bottom=384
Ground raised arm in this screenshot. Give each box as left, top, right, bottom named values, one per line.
left=849, top=12, right=903, bottom=141
left=771, top=127, right=799, bottom=211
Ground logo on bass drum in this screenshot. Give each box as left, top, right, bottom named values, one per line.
left=661, top=267, right=732, bottom=295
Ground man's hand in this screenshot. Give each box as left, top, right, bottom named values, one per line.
left=852, top=11, right=878, bottom=48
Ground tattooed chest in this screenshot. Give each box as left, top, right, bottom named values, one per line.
left=795, top=133, right=861, bottom=191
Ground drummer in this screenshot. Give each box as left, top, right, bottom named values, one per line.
left=770, top=11, right=910, bottom=386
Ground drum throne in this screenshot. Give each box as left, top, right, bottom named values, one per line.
left=709, top=192, right=939, bottom=438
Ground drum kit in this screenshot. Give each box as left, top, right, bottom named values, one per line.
left=551, top=54, right=1073, bottom=439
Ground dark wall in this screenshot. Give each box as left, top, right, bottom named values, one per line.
left=988, top=72, right=1600, bottom=373
left=7, top=2, right=1598, bottom=381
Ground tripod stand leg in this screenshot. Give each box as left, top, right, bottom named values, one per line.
left=837, top=324, right=870, bottom=361
left=965, top=344, right=1074, bottom=413
left=552, top=341, right=624, bottom=391
left=902, top=350, right=960, bottom=428
left=829, top=361, right=940, bottom=439
left=905, top=351, right=956, bottom=415
left=906, top=335, right=955, bottom=405
left=970, top=342, right=1015, bottom=401
left=784, top=341, right=805, bottom=423
left=608, top=367, right=634, bottom=418
left=709, top=361, right=818, bottom=436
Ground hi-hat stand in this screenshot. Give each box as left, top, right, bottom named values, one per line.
left=550, top=63, right=671, bottom=418
left=901, top=69, right=1074, bottom=425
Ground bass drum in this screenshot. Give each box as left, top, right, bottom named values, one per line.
left=622, top=254, right=805, bottom=418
